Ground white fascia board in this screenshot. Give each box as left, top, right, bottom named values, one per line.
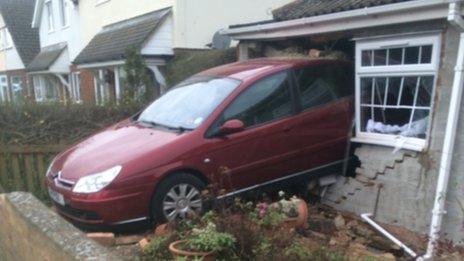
left=76, top=60, right=125, bottom=69
left=222, top=0, right=456, bottom=40
left=32, top=0, right=45, bottom=28
left=27, top=70, right=53, bottom=75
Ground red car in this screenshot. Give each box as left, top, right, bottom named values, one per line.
left=45, top=58, right=354, bottom=226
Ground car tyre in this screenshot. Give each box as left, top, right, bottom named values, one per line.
left=151, top=172, right=206, bottom=224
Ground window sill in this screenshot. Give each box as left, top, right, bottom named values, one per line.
left=351, top=135, right=426, bottom=152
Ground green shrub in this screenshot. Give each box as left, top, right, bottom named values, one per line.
left=143, top=235, right=174, bottom=260
left=165, top=48, right=237, bottom=87
left=0, top=103, right=143, bottom=145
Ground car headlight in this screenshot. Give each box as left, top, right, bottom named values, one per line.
left=73, top=166, right=122, bottom=194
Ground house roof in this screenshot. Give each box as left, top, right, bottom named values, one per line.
left=273, top=0, right=413, bottom=21
left=26, top=43, right=66, bottom=72
left=0, top=0, right=40, bottom=66
left=73, top=7, right=171, bottom=65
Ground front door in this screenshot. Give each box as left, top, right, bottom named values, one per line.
left=203, top=71, right=301, bottom=191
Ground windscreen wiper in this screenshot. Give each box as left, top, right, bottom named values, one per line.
left=168, top=126, right=194, bottom=133
left=139, top=121, right=193, bottom=133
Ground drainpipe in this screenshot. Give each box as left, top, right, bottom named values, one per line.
left=419, top=1, right=464, bottom=260
left=361, top=214, right=418, bottom=258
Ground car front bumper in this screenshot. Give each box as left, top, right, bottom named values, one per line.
left=45, top=176, right=153, bottom=225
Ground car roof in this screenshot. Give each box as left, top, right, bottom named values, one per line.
left=197, top=58, right=349, bottom=81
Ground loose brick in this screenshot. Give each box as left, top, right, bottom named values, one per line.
left=87, top=232, right=115, bottom=247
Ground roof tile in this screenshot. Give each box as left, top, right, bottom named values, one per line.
left=273, top=0, right=413, bottom=21
left=73, top=7, right=171, bottom=65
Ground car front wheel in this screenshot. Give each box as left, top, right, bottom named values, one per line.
left=151, top=173, right=206, bottom=223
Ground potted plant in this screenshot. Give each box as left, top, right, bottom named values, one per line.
left=169, top=222, right=236, bottom=260
left=255, top=191, right=309, bottom=230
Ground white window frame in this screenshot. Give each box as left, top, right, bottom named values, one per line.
left=59, top=0, right=70, bottom=28
left=33, top=76, right=46, bottom=102
left=0, top=75, right=9, bottom=103
left=94, top=69, right=109, bottom=105
left=70, top=72, right=81, bottom=103
left=45, top=0, right=55, bottom=33
left=352, top=33, right=441, bottom=151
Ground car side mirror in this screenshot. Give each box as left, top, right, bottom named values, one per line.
left=219, top=119, right=245, bottom=135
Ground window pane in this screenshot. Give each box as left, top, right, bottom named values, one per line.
left=360, top=78, right=372, bottom=104
left=386, top=77, right=401, bottom=106
left=420, top=45, right=432, bottom=64
left=362, top=50, right=372, bottom=66
left=416, top=76, right=434, bottom=107
left=60, top=0, right=68, bottom=26
left=388, top=48, right=403, bottom=65
left=222, top=71, right=293, bottom=128
left=374, top=49, right=387, bottom=66
left=405, top=46, right=420, bottom=64
left=405, top=109, right=430, bottom=138
left=373, top=77, right=386, bottom=105
left=361, top=107, right=413, bottom=133
left=400, top=77, right=418, bottom=106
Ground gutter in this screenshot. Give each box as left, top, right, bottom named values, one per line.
left=418, top=1, right=464, bottom=260
left=221, top=0, right=455, bottom=39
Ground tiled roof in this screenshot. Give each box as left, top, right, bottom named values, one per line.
left=26, top=43, right=66, bottom=72
left=74, top=7, right=171, bottom=65
left=273, top=0, right=413, bottom=21
left=0, top=0, right=40, bottom=66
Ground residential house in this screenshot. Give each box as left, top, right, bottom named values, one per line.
left=222, top=0, right=464, bottom=256
left=28, top=0, right=83, bottom=103
left=0, top=0, right=40, bottom=104
left=30, top=0, right=294, bottom=105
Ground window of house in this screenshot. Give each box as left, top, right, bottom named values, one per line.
left=33, top=75, right=58, bottom=102
left=94, top=69, right=109, bottom=105
left=70, top=72, right=81, bottom=103
left=45, top=0, right=55, bottom=32
left=10, top=76, right=22, bottom=103
left=353, top=34, right=441, bottom=151
left=218, top=71, right=293, bottom=128
left=0, top=75, right=9, bottom=103
left=59, top=0, right=70, bottom=27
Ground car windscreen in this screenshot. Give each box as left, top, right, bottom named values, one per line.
left=138, top=76, right=240, bottom=130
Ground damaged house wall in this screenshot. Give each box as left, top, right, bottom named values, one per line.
left=321, top=21, right=464, bottom=246
left=236, top=19, right=464, bottom=245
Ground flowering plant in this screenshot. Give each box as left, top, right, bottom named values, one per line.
left=251, top=191, right=301, bottom=227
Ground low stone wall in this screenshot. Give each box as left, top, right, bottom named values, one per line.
left=0, top=192, right=121, bottom=261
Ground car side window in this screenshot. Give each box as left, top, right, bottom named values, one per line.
left=294, top=63, right=352, bottom=111
left=219, top=71, right=293, bottom=129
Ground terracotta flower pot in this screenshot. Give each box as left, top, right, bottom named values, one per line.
left=276, top=198, right=309, bottom=230
left=154, top=223, right=171, bottom=236
left=295, top=199, right=309, bottom=229
left=169, top=240, right=216, bottom=261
